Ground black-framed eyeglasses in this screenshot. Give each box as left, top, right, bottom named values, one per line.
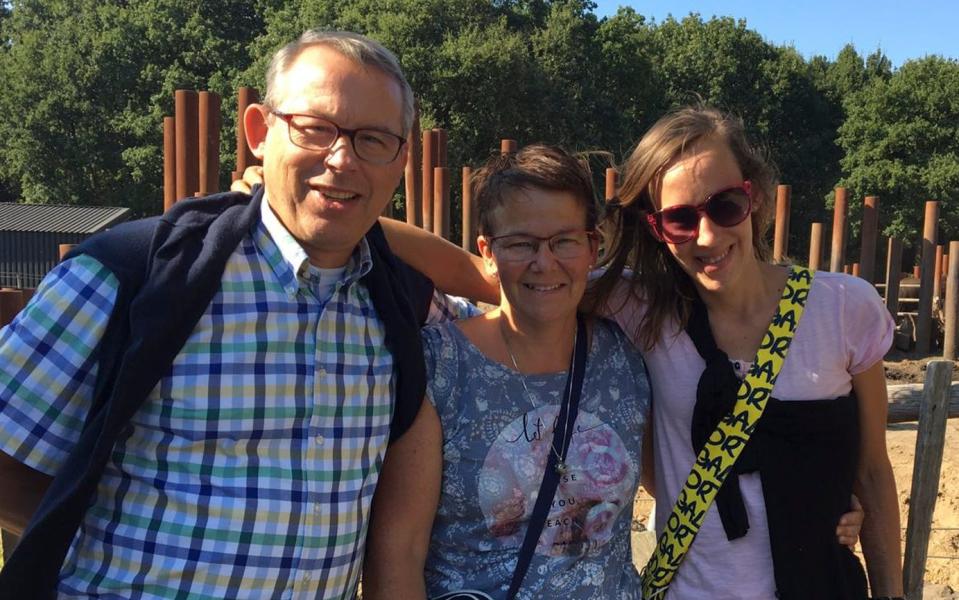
left=270, top=110, right=406, bottom=165
left=487, top=230, right=597, bottom=262
left=645, top=181, right=753, bottom=244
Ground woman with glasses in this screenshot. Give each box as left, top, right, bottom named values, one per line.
left=586, top=106, right=902, bottom=599
left=363, top=144, right=652, bottom=599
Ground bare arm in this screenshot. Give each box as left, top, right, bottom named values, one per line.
left=0, top=450, right=52, bottom=535
left=378, top=217, right=499, bottom=305
left=364, top=400, right=443, bottom=599
left=852, top=360, right=904, bottom=596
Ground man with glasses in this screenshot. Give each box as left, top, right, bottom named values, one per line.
left=0, top=30, right=476, bottom=599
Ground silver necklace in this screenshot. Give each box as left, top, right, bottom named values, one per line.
left=500, top=318, right=576, bottom=475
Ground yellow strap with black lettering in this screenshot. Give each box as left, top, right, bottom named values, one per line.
left=640, top=266, right=813, bottom=599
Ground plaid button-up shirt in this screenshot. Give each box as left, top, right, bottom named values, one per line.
left=0, top=199, right=474, bottom=599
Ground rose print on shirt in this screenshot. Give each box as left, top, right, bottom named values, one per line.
left=477, top=406, right=636, bottom=557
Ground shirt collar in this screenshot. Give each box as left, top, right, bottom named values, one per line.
left=256, top=191, right=373, bottom=298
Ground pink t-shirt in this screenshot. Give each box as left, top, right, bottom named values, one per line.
left=608, top=270, right=894, bottom=600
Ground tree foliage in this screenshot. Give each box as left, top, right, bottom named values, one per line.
left=0, top=0, right=268, bottom=214
left=838, top=56, right=959, bottom=246
left=0, top=0, right=954, bottom=260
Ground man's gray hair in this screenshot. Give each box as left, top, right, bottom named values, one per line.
left=264, top=30, right=414, bottom=135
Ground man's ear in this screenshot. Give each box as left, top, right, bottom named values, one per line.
left=244, top=104, right=269, bottom=161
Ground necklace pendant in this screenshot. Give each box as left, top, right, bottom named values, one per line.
left=555, top=461, right=568, bottom=475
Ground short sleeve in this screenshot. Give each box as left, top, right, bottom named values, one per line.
left=426, top=290, right=483, bottom=324
left=420, top=323, right=464, bottom=439
left=842, top=275, right=894, bottom=374
left=0, top=254, right=119, bottom=475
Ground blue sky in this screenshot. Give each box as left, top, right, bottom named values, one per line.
left=592, top=0, right=957, bottom=67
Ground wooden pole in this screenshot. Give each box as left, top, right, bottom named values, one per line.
left=433, top=166, right=449, bottom=240
left=198, top=91, right=221, bottom=195
left=917, top=201, right=940, bottom=354
left=500, top=139, right=517, bottom=155
left=432, top=129, right=449, bottom=238
left=903, top=359, right=954, bottom=600
left=773, top=184, right=791, bottom=262
left=887, top=382, right=959, bottom=423
left=163, top=116, right=176, bottom=211
left=808, top=222, right=824, bottom=271
left=943, top=241, right=959, bottom=360
left=914, top=265, right=922, bottom=279
left=404, top=108, right=421, bottom=227
left=234, top=87, right=260, bottom=181
left=605, top=168, right=618, bottom=203
left=0, top=289, right=24, bottom=328
left=859, top=195, right=879, bottom=283
left=885, top=237, right=903, bottom=319
left=58, top=244, right=76, bottom=262
left=851, top=263, right=860, bottom=278
left=434, top=128, right=448, bottom=167
left=198, top=91, right=211, bottom=194
left=421, top=130, right=435, bottom=232
left=830, top=187, right=849, bottom=272
left=174, top=90, right=199, bottom=200
left=462, top=166, right=474, bottom=252
left=934, top=244, right=945, bottom=301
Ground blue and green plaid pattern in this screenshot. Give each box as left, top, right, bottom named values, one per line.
left=0, top=205, right=473, bottom=599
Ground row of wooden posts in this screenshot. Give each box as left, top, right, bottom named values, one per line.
left=771, top=186, right=956, bottom=358
left=91, top=87, right=959, bottom=362
left=161, top=87, right=261, bottom=211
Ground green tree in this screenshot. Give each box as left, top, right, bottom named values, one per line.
left=838, top=56, right=959, bottom=252
left=0, top=0, right=268, bottom=214
left=647, top=15, right=842, bottom=259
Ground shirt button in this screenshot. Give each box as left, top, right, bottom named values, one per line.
left=316, top=435, right=325, bottom=446
left=317, top=364, right=326, bottom=374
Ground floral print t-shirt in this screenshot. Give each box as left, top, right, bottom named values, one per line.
left=422, top=318, right=651, bottom=600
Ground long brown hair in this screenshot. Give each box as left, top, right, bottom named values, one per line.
left=587, top=106, right=777, bottom=350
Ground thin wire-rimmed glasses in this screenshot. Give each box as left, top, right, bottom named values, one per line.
left=270, top=110, right=406, bottom=164
left=487, top=230, right=597, bottom=262
left=645, top=181, right=753, bottom=244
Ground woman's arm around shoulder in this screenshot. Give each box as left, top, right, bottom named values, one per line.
left=363, top=399, right=444, bottom=600
left=378, top=217, right=499, bottom=304
left=852, top=360, right=904, bottom=597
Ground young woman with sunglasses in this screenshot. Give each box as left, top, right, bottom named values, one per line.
left=364, top=145, right=652, bottom=599
left=588, top=106, right=902, bottom=599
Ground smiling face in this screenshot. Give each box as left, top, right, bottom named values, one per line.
left=246, top=44, right=407, bottom=267
left=656, top=136, right=761, bottom=297
left=478, top=187, right=598, bottom=328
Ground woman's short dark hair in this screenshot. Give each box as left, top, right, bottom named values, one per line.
left=473, top=144, right=599, bottom=236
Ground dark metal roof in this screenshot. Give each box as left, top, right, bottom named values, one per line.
left=0, top=202, right=131, bottom=234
